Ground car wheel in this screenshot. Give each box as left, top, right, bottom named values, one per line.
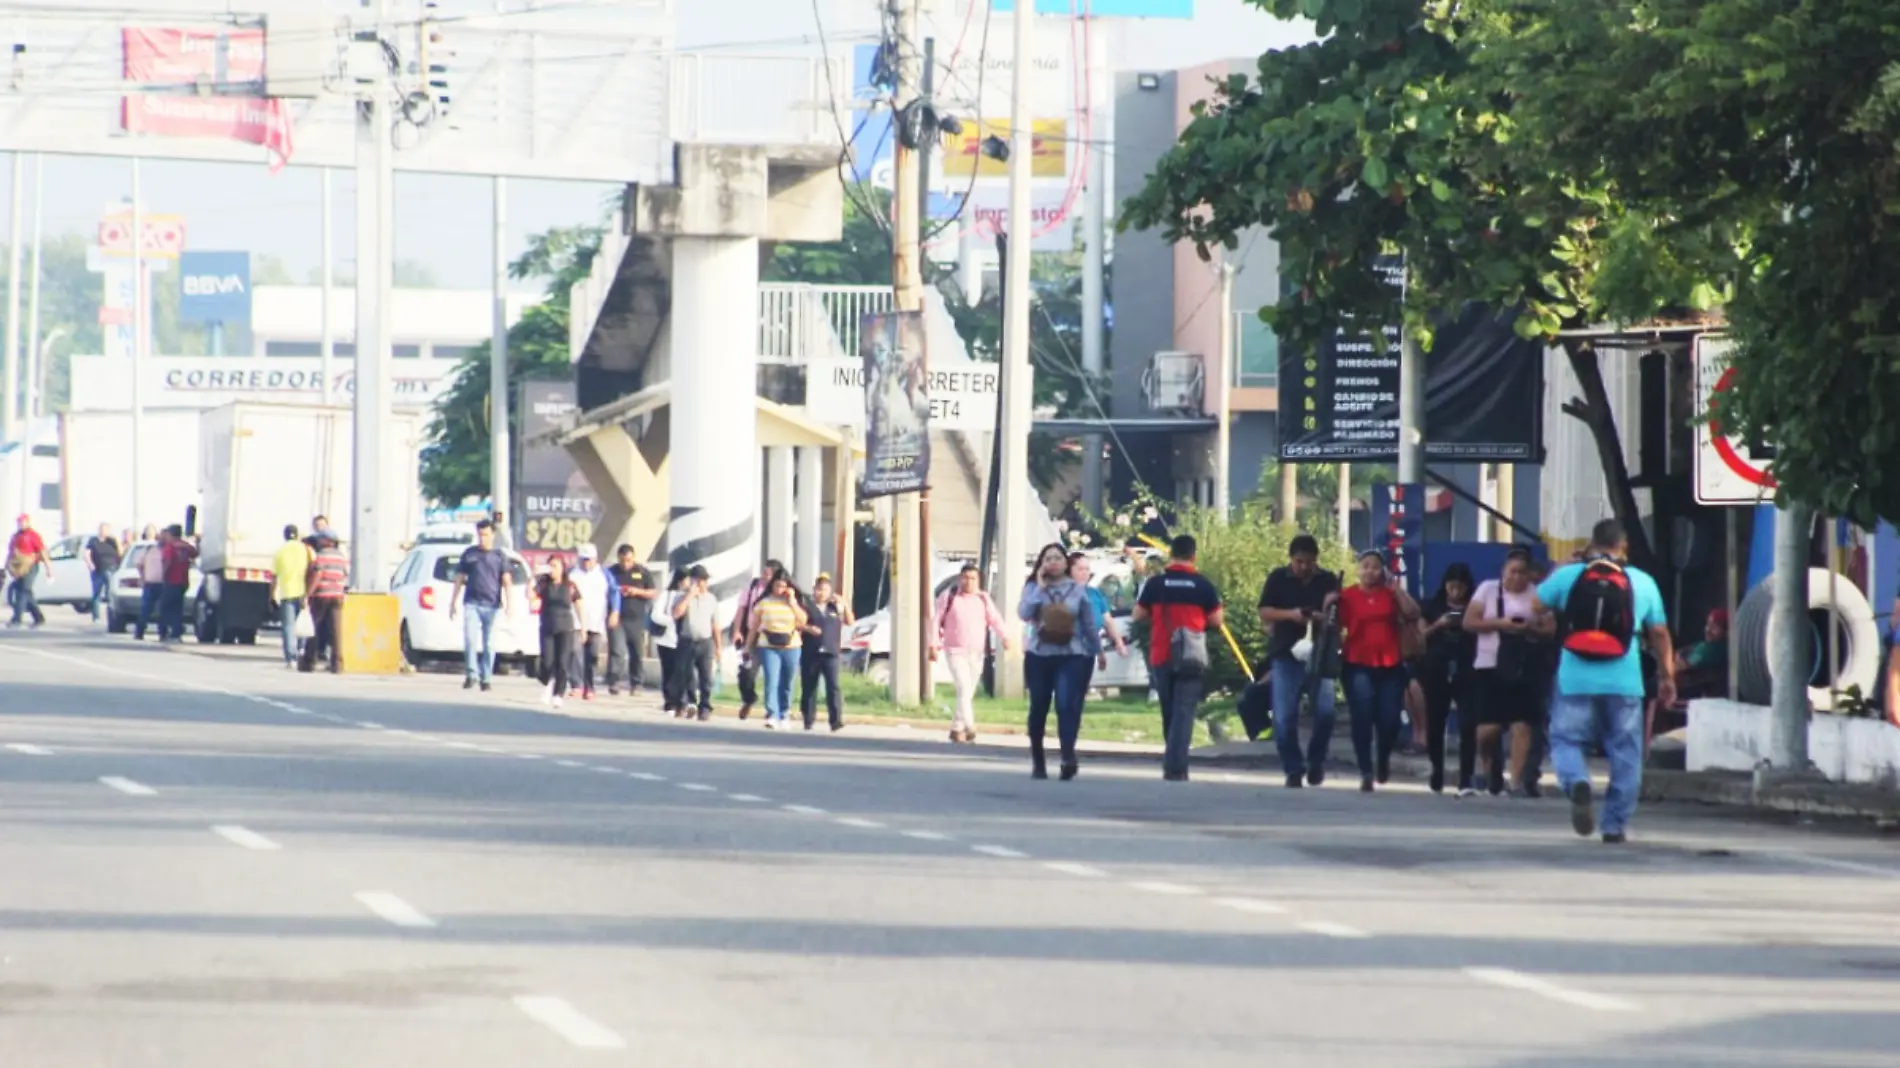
left=107, top=607, right=127, bottom=634
left=72, top=603, right=90, bottom=615
left=865, top=656, right=892, bottom=687
left=236, top=630, right=257, bottom=646
left=195, top=597, right=218, bottom=645
left=400, top=623, right=426, bottom=668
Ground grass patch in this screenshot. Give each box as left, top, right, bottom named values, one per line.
left=836, top=671, right=1221, bottom=747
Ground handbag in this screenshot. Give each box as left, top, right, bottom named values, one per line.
left=293, top=605, right=316, bottom=640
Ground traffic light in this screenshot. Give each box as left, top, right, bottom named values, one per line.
left=419, top=0, right=451, bottom=127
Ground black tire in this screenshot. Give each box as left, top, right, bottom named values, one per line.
left=401, top=623, right=427, bottom=668
left=195, top=597, right=219, bottom=645
left=107, top=607, right=127, bottom=634
left=236, top=630, right=257, bottom=646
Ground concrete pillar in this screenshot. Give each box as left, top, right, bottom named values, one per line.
left=766, top=444, right=795, bottom=574
left=795, top=445, right=822, bottom=583
left=668, top=235, right=760, bottom=620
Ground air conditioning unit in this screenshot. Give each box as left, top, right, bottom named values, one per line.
left=1143, top=351, right=1205, bottom=413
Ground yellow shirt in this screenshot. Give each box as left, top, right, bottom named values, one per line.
left=272, top=540, right=313, bottom=600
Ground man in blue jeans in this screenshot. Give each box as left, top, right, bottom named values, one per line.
left=1534, top=519, right=1675, bottom=844
left=1257, top=535, right=1342, bottom=789
left=449, top=520, right=514, bottom=692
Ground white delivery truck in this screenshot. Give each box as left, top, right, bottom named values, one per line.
left=60, top=408, right=206, bottom=536
left=193, top=402, right=424, bottom=644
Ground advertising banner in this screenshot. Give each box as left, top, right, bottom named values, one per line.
left=123, top=27, right=265, bottom=82
left=962, top=186, right=1076, bottom=251
left=515, top=379, right=603, bottom=562
left=1277, top=258, right=1545, bottom=463
left=858, top=311, right=931, bottom=499
left=67, top=356, right=456, bottom=412
left=178, top=251, right=251, bottom=325
left=944, top=118, right=1069, bottom=180
left=1369, top=482, right=1426, bottom=599
left=121, top=28, right=294, bottom=169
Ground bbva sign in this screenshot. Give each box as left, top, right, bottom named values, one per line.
left=182, top=273, right=247, bottom=296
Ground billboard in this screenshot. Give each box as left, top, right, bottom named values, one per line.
left=177, top=251, right=251, bottom=325
left=858, top=312, right=931, bottom=498
left=515, top=379, right=603, bottom=560
left=943, top=119, right=1069, bottom=180
left=992, top=0, right=1193, bottom=13
left=120, top=28, right=293, bottom=169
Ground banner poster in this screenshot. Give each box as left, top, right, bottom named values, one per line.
left=858, top=311, right=931, bottom=499
left=516, top=379, right=603, bottom=565
left=1370, top=482, right=1426, bottom=599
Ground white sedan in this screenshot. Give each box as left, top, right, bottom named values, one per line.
left=390, top=542, right=540, bottom=673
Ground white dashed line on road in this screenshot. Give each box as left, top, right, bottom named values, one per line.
left=590, top=766, right=620, bottom=775
left=446, top=741, right=482, bottom=751
left=971, top=845, right=1028, bottom=859
left=5, top=743, right=52, bottom=755
left=628, top=772, right=666, bottom=782
left=211, top=826, right=282, bottom=852
left=512, top=996, right=627, bottom=1050
left=1043, top=862, right=1109, bottom=878
left=1128, top=881, right=1203, bottom=897
left=99, top=776, right=156, bottom=796
left=902, top=829, right=952, bottom=842
left=356, top=722, right=385, bottom=730
left=1211, top=897, right=1288, bottom=915
left=782, top=804, right=828, bottom=816
left=834, top=817, right=885, bottom=829
left=555, top=759, right=585, bottom=769
left=1298, top=921, right=1370, bottom=940
left=1463, top=968, right=1637, bottom=1012
left=677, top=783, right=717, bottom=792
left=727, top=793, right=768, bottom=803
left=354, top=892, right=437, bottom=929
left=516, top=753, right=543, bottom=761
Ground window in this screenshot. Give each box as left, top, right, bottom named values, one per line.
left=37, top=484, right=60, bottom=510
left=1234, top=311, right=1279, bottom=388
left=46, top=536, right=79, bottom=562
left=392, top=551, right=420, bottom=588
left=394, top=344, right=421, bottom=359
left=266, top=341, right=357, bottom=358
left=431, top=345, right=477, bottom=362
left=430, top=553, right=530, bottom=586
left=30, top=444, right=58, bottom=458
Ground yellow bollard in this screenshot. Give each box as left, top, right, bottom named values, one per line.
left=337, top=593, right=403, bottom=675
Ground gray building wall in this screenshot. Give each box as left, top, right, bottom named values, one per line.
left=1110, top=70, right=1182, bottom=420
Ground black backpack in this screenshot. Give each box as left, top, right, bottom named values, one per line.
left=1560, top=560, right=1635, bottom=661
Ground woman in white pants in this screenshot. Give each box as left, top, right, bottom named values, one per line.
left=931, top=563, right=1013, bottom=743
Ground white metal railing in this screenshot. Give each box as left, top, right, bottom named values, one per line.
left=669, top=54, right=848, bottom=147
left=758, top=283, right=893, bottom=364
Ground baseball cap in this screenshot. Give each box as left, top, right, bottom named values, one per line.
left=577, top=544, right=598, bottom=560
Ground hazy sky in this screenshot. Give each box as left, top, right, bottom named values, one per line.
left=0, top=0, right=1309, bottom=295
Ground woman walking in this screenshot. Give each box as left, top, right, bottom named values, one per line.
left=1017, top=543, right=1102, bottom=781
left=1465, top=547, right=1557, bottom=795
left=932, top=562, right=1011, bottom=744
left=1337, top=549, right=1422, bottom=792
left=798, top=573, right=854, bottom=732
left=1418, top=563, right=1478, bottom=794
left=536, top=555, right=583, bottom=709
left=656, top=570, right=689, bottom=716
left=747, top=571, right=809, bottom=729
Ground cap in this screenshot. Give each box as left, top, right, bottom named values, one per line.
left=15, top=514, right=28, bottom=524
left=577, top=544, right=598, bottom=559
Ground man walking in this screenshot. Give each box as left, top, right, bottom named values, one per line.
left=272, top=524, right=313, bottom=668
left=300, top=531, right=350, bottom=673
left=674, top=564, right=722, bottom=721
left=5, top=514, right=51, bottom=629
left=571, top=544, right=618, bottom=700
left=134, top=529, right=167, bottom=640
left=1135, top=535, right=1224, bottom=782
left=449, top=519, right=513, bottom=692
left=85, top=523, right=121, bottom=623
left=1534, top=519, right=1674, bottom=844
left=606, top=544, right=656, bottom=695
left=158, top=524, right=198, bottom=643
left=730, top=560, right=783, bottom=719
left=1258, top=534, right=1342, bottom=789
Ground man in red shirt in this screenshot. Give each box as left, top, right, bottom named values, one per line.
left=1134, top=535, right=1225, bottom=782
left=158, top=524, right=199, bottom=643
left=6, top=514, right=51, bottom=629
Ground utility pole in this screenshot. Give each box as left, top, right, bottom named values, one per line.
left=1213, top=261, right=1235, bottom=517
left=992, top=0, right=1036, bottom=700
left=320, top=168, right=335, bottom=405
left=1397, top=267, right=1425, bottom=489
left=351, top=0, right=395, bottom=591
left=1762, top=502, right=1813, bottom=784
left=24, top=154, right=43, bottom=423
left=1336, top=463, right=1351, bottom=544
left=130, top=157, right=144, bottom=530
left=492, top=176, right=512, bottom=527
left=3, top=152, right=22, bottom=450
left=888, top=0, right=925, bottom=707
left=1079, top=48, right=1107, bottom=515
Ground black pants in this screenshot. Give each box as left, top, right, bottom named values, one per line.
left=607, top=614, right=647, bottom=689
left=799, top=652, right=843, bottom=729
left=299, top=598, right=342, bottom=672
left=672, top=638, right=715, bottom=711
left=1420, top=663, right=1478, bottom=789
left=737, top=651, right=760, bottom=709
left=1025, top=653, right=1092, bottom=764
left=1151, top=664, right=1203, bottom=779
left=657, top=644, right=680, bottom=708
left=541, top=630, right=576, bottom=697
left=578, top=631, right=605, bottom=693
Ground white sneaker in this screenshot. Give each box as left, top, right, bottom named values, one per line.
left=764, top=719, right=778, bottom=730
left=551, top=696, right=564, bottom=709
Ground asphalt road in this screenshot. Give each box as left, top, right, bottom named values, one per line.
left=5, top=619, right=1900, bottom=1067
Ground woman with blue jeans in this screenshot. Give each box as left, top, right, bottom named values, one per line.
left=747, top=572, right=809, bottom=729
left=1335, top=550, right=1421, bottom=792
left=1017, top=544, right=1102, bottom=781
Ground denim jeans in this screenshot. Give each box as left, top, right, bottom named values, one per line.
left=1025, top=652, right=1093, bottom=761
left=1550, top=693, right=1645, bottom=835
left=1343, top=664, right=1407, bottom=780
left=1270, top=655, right=1337, bottom=778
left=462, top=602, right=500, bottom=681
left=160, top=584, right=187, bottom=640
left=7, top=570, right=42, bottom=626
left=758, top=646, right=802, bottom=721
left=89, top=570, right=112, bottom=621
left=277, top=597, right=303, bottom=663
left=136, top=584, right=163, bottom=639
left=1150, top=664, right=1203, bottom=779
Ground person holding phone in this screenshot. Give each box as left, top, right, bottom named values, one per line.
left=1336, top=550, right=1422, bottom=792
left=1465, top=547, right=1558, bottom=796
left=1417, top=563, right=1478, bottom=793
left=798, top=573, right=853, bottom=732
left=671, top=566, right=722, bottom=721
left=1257, top=535, right=1342, bottom=789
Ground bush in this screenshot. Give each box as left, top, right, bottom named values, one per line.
left=1076, top=489, right=1353, bottom=694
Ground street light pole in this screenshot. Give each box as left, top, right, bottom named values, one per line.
left=992, top=0, right=1036, bottom=700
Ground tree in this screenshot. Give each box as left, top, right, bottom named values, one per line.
left=1117, top=0, right=1724, bottom=569
left=418, top=225, right=602, bottom=503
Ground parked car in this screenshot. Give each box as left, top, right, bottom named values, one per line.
left=31, top=535, right=101, bottom=613
left=104, top=541, right=203, bottom=635
left=390, top=540, right=540, bottom=673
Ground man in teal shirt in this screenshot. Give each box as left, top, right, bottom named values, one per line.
left=1534, top=519, right=1675, bottom=844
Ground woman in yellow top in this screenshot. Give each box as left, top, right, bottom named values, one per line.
left=270, top=524, right=314, bottom=668
left=747, top=571, right=809, bottom=729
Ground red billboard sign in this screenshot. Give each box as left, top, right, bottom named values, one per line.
left=123, top=27, right=266, bottom=83
left=120, top=28, right=292, bottom=170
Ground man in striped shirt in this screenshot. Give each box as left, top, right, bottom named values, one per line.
left=300, top=533, right=351, bottom=674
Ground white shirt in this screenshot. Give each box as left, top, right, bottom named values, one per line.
left=1472, top=578, right=1538, bottom=669
left=572, top=564, right=610, bottom=633
left=654, top=590, right=680, bottom=649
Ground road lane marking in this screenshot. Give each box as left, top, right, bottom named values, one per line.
left=555, top=759, right=585, bottom=768
left=727, top=794, right=768, bottom=803
left=1211, top=897, right=1288, bottom=915
left=5, top=744, right=51, bottom=755
left=835, top=817, right=885, bottom=829
left=782, top=804, right=828, bottom=816
left=902, top=829, right=952, bottom=842
left=1044, top=862, right=1108, bottom=878
left=1299, top=921, right=1369, bottom=939
left=1463, top=968, right=1637, bottom=1012
left=590, top=766, right=620, bottom=775
left=677, top=783, right=717, bottom=792
left=354, top=892, right=437, bottom=929
left=516, top=753, right=543, bottom=761
left=356, top=722, right=385, bottom=730
left=512, top=996, right=627, bottom=1050
left=212, top=826, right=281, bottom=851
left=1128, top=880, right=1202, bottom=896
left=1778, top=851, right=1900, bottom=880
left=971, top=845, right=1028, bottom=859
left=446, top=741, right=482, bottom=751
left=99, top=776, right=156, bottom=796
left=628, top=772, right=666, bottom=782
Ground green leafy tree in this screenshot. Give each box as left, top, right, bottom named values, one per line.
left=418, top=226, right=602, bottom=503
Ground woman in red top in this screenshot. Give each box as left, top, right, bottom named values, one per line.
left=1337, top=549, right=1422, bottom=792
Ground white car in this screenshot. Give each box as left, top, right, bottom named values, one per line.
left=104, top=541, right=205, bottom=635
left=30, top=535, right=99, bottom=612
left=390, top=541, right=540, bottom=672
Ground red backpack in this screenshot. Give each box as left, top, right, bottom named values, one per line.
left=1560, top=560, right=1635, bottom=661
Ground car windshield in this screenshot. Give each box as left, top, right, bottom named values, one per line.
left=430, top=554, right=530, bottom=586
